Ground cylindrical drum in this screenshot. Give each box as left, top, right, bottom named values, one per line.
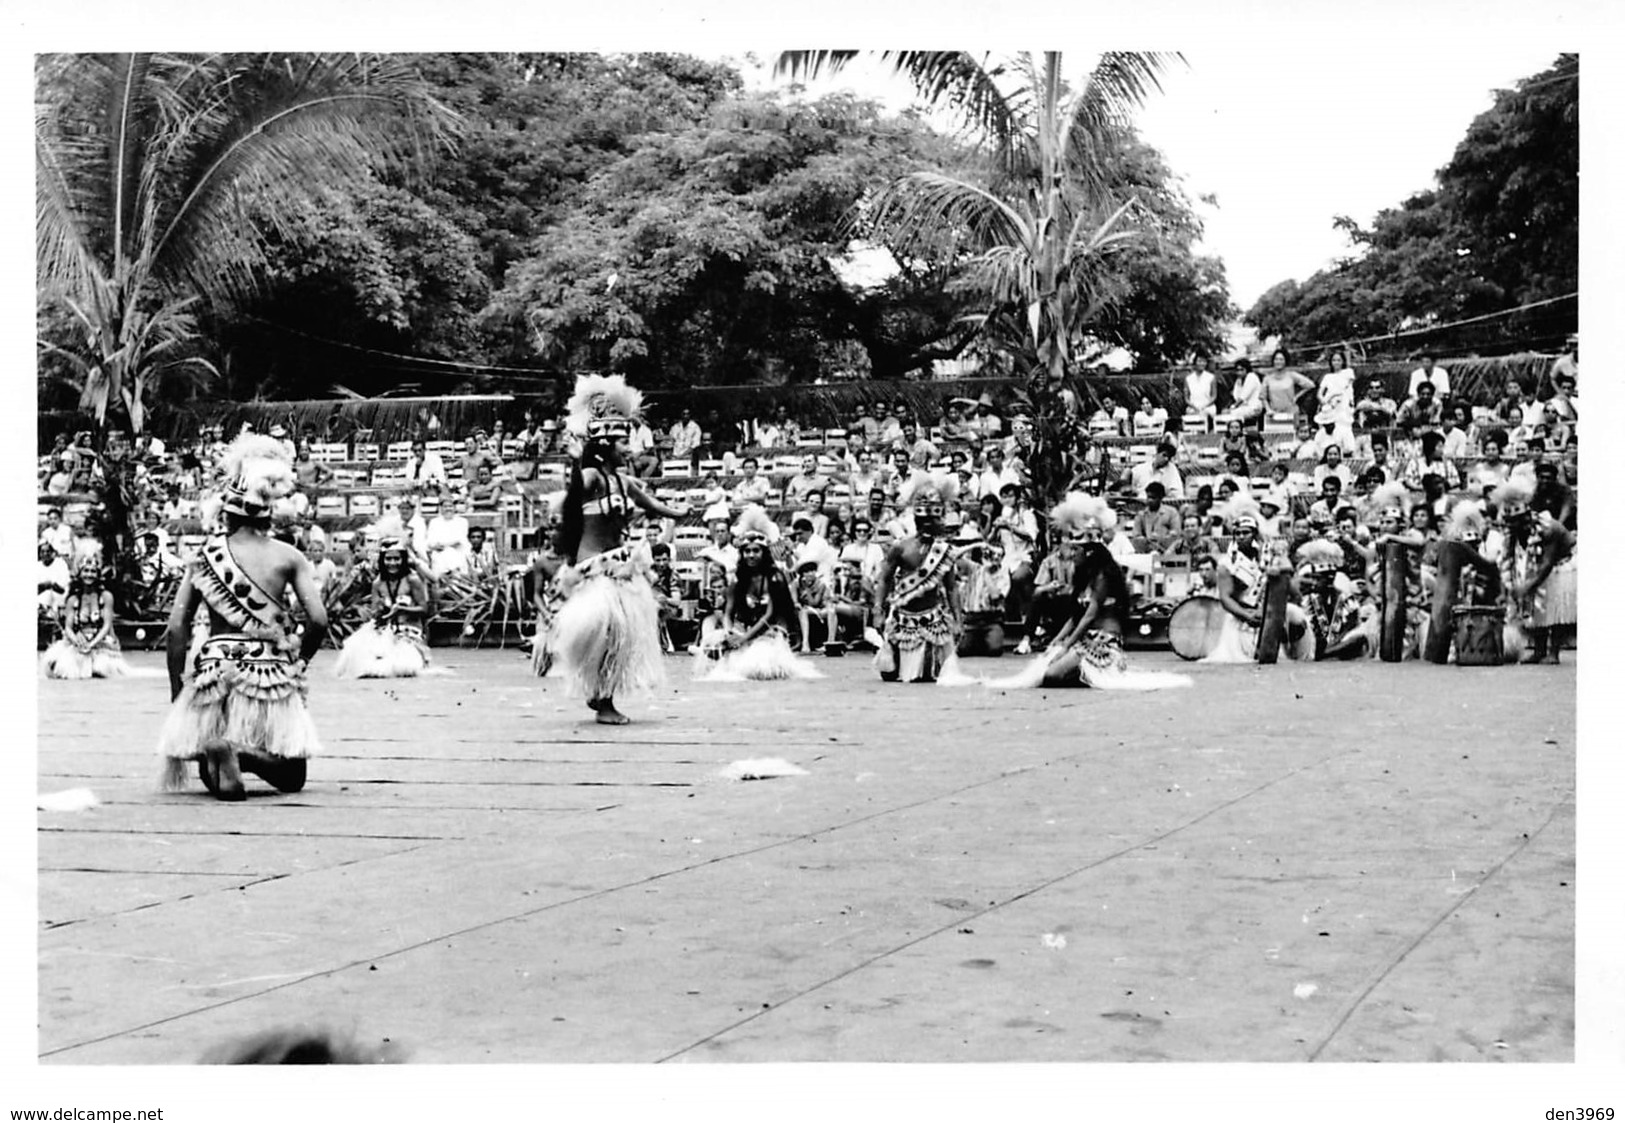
left=1379, top=540, right=1411, bottom=663
left=1168, top=596, right=1226, bottom=661
left=1255, top=571, right=1291, bottom=664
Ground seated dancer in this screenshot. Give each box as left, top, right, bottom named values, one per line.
left=1494, top=469, right=1576, bottom=664
left=1292, top=538, right=1369, bottom=660
left=873, top=470, right=964, bottom=683
left=1202, top=496, right=1313, bottom=663
left=697, top=506, right=821, bottom=681
left=1362, top=483, right=1429, bottom=659
left=332, top=538, right=431, bottom=678
left=156, top=435, right=326, bottom=801
left=990, top=493, right=1191, bottom=690
left=42, top=557, right=128, bottom=679
left=544, top=374, right=690, bottom=724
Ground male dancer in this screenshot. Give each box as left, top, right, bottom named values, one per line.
left=157, top=435, right=326, bottom=800
left=873, top=470, right=962, bottom=682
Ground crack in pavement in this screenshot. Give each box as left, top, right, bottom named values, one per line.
left=1304, top=790, right=1574, bottom=1062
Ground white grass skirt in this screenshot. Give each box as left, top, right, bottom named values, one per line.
left=696, top=631, right=823, bottom=682
left=333, top=622, right=430, bottom=678
left=42, top=639, right=128, bottom=679
left=552, top=573, right=665, bottom=699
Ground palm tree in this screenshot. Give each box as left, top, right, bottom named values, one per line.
left=775, top=51, right=1178, bottom=506
left=36, top=53, right=460, bottom=440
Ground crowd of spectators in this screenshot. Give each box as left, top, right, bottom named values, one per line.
left=39, top=341, right=1579, bottom=658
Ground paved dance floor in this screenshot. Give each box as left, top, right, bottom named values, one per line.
left=36, top=648, right=1575, bottom=1063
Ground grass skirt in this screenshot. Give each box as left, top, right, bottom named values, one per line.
left=1201, top=604, right=1315, bottom=663
left=333, top=621, right=430, bottom=678
left=695, top=629, right=823, bottom=682
left=42, top=632, right=127, bottom=679
left=157, top=634, right=320, bottom=789
left=874, top=603, right=956, bottom=683
left=1534, top=557, right=1577, bottom=628
left=551, top=571, right=665, bottom=700
left=986, top=631, right=1192, bottom=690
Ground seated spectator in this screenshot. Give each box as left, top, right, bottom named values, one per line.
left=627, top=414, right=660, bottom=477
left=787, top=513, right=838, bottom=579
left=875, top=406, right=904, bottom=447
left=731, top=457, right=774, bottom=505
left=1214, top=450, right=1250, bottom=497
left=1129, top=442, right=1185, bottom=500
left=44, top=455, right=76, bottom=496
left=38, top=541, right=71, bottom=616
left=305, top=536, right=339, bottom=599
left=802, top=489, right=831, bottom=539
left=1131, top=394, right=1169, bottom=437
left=994, top=484, right=1039, bottom=646
left=1312, top=445, right=1354, bottom=491
left=851, top=404, right=880, bottom=443
left=976, top=445, right=1020, bottom=498
left=790, top=558, right=834, bottom=652
left=970, top=395, right=1003, bottom=438
left=1023, top=533, right=1078, bottom=649
left=1438, top=405, right=1473, bottom=460
left=1283, top=417, right=1320, bottom=461
left=782, top=455, right=825, bottom=507
left=39, top=507, right=74, bottom=558
left=1130, top=481, right=1181, bottom=552
left=459, top=435, right=500, bottom=484
left=827, top=555, right=875, bottom=646
left=956, top=533, right=1010, bottom=656
left=467, top=464, right=503, bottom=511
left=1226, top=358, right=1264, bottom=424
left=940, top=399, right=978, bottom=441
left=1087, top=393, right=1129, bottom=437
left=1394, top=380, right=1443, bottom=436
left=1353, top=378, right=1398, bottom=433
left=1404, top=430, right=1464, bottom=492
left=1162, top=512, right=1216, bottom=561
left=897, top=421, right=939, bottom=464
left=844, top=517, right=886, bottom=588
left=1531, top=410, right=1574, bottom=458
left=1219, top=418, right=1265, bottom=465
left=697, top=518, right=739, bottom=579
left=1546, top=371, right=1578, bottom=424
left=1265, top=460, right=1297, bottom=500
left=394, top=496, right=429, bottom=562
left=1531, top=457, right=1576, bottom=531
left=425, top=495, right=472, bottom=578
left=648, top=542, right=683, bottom=652
left=466, top=526, right=498, bottom=573
left=1256, top=490, right=1289, bottom=540
left=1308, top=476, right=1345, bottom=522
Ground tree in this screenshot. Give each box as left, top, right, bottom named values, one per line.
left=776, top=50, right=1179, bottom=508
left=36, top=52, right=459, bottom=435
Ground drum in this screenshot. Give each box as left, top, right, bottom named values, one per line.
left=1168, top=596, right=1226, bottom=660
left=1254, top=571, right=1291, bottom=664
left=1452, top=605, right=1504, bottom=666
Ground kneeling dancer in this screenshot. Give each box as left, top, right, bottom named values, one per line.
left=332, top=538, right=431, bottom=678
left=545, top=374, right=689, bottom=723
left=697, top=506, right=821, bottom=681
left=157, top=435, right=326, bottom=800
left=1202, top=496, right=1313, bottom=663
left=874, top=470, right=962, bottom=682
left=42, top=557, right=129, bottom=679
left=990, top=493, right=1190, bottom=689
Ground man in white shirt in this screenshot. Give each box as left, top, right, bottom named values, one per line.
left=1128, top=443, right=1185, bottom=500
left=304, top=537, right=339, bottom=598
left=975, top=446, right=1021, bottom=498
left=38, top=542, right=71, bottom=616
left=627, top=417, right=659, bottom=477
left=39, top=507, right=74, bottom=558
left=1087, top=394, right=1129, bottom=437
left=788, top=514, right=838, bottom=579
left=731, top=456, right=774, bottom=505
left=668, top=409, right=703, bottom=465
left=782, top=456, right=825, bottom=506
left=425, top=496, right=472, bottom=578
left=1227, top=358, right=1264, bottom=422
left=394, top=497, right=430, bottom=565
left=1407, top=355, right=1451, bottom=400
left=404, top=440, right=448, bottom=489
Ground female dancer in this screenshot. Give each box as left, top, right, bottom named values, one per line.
left=332, top=538, right=431, bottom=678
left=544, top=375, right=690, bottom=724
left=696, top=506, right=821, bottom=681
left=1494, top=468, right=1576, bottom=664
left=42, top=557, right=128, bottom=679
left=988, top=493, right=1189, bottom=689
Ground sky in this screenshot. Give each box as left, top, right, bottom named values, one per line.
left=739, top=46, right=1566, bottom=311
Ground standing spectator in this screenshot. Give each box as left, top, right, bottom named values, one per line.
left=1130, top=482, right=1181, bottom=551
left=668, top=408, right=703, bottom=468
left=305, top=536, right=339, bottom=599
left=293, top=443, right=333, bottom=491
left=1184, top=354, right=1218, bottom=425
left=994, top=483, right=1039, bottom=647
left=1531, top=458, right=1576, bottom=531
left=1260, top=349, right=1315, bottom=419
left=1317, top=347, right=1357, bottom=428
left=1129, top=442, right=1185, bottom=500
left=1406, top=354, right=1451, bottom=400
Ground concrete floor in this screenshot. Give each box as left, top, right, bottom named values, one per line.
left=36, top=646, right=1575, bottom=1064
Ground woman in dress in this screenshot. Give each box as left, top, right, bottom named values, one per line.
left=1261, top=348, right=1316, bottom=421
left=987, top=493, right=1190, bottom=689
left=42, top=557, right=128, bottom=678
left=332, top=539, right=432, bottom=678
left=696, top=507, right=822, bottom=681
left=544, top=375, right=691, bottom=724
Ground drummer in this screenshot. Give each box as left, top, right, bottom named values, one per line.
left=1201, top=497, right=1313, bottom=663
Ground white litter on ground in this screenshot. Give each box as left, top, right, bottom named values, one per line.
left=718, top=758, right=808, bottom=781
left=1040, top=933, right=1067, bottom=950
left=1294, top=983, right=1319, bottom=999
left=37, top=789, right=99, bottom=812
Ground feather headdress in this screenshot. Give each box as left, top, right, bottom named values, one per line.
left=1370, top=481, right=1412, bottom=521
left=1294, top=538, right=1345, bottom=573
left=1217, top=494, right=1263, bottom=532
left=732, top=505, right=780, bottom=545
left=214, top=434, right=296, bottom=522
left=1492, top=462, right=1538, bottom=509
left=1446, top=499, right=1486, bottom=541
left=564, top=374, right=643, bottom=441
left=895, top=468, right=960, bottom=510
left=1048, top=492, right=1116, bottom=538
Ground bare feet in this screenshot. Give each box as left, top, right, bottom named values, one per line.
left=202, top=739, right=246, bottom=801
left=595, top=703, right=630, bottom=725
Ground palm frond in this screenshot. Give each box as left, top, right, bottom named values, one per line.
left=1057, top=52, right=1182, bottom=198
left=1063, top=198, right=1141, bottom=265
left=867, top=171, right=1031, bottom=261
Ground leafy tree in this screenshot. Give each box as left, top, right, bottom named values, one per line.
left=35, top=52, right=458, bottom=434
left=777, top=50, right=1180, bottom=508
